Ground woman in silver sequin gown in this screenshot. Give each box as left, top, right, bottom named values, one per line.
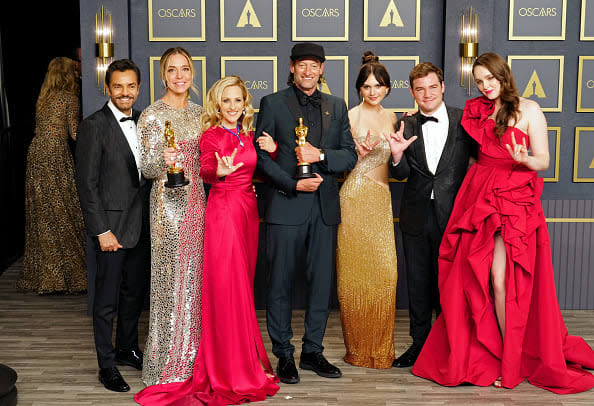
left=137, top=47, right=206, bottom=386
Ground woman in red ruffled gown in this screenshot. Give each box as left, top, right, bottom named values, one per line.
left=135, top=76, right=279, bottom=405
left=412, top=52, right=594, bottom=394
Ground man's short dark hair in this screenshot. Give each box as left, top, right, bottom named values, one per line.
left=409, top=62, right=443, bottom=87
left=105, top=59, right=141, bottom=86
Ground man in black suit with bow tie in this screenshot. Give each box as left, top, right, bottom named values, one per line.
left=385, top=62, right=475, bottom=368
left=76, top=59, right=150, bottom=392
left=255, top=43, right=357, bottom=384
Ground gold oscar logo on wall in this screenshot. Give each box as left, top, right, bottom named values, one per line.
left=157, top=8, right=197, bottom=18
left=517, top=7, right=558, bottom=17
left=380, top=0, right=404, bottom=27
left=392, top=79, right=409, bottom=89
left=245, top=80, right=269, bottom=90
left=521, top=70, right=547, bottom=98
left=590, top=157, right=594, bottom=169
left=300, top=8, right=341, bottom=18
left=318, top=77, right=331, bottom=95
left=236, top=0, right=261, bottom=27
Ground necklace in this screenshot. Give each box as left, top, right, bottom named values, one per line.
left=221, top=124, right=244, bottom=147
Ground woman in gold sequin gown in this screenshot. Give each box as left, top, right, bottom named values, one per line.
left=337, top=52, right=398, bottom=368
left=18, top=57, right=87, bottom=294
left=137, top=48, right=206, bottom=386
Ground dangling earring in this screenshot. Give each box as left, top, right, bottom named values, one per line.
left=162, top=79, right=167, bottom=88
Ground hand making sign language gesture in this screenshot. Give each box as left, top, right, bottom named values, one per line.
left=354, top=129, right=381, bottom=159
left=504, top=132, right=529, bottom=164
left=383, top=119, right=418, bottom=164
left=215, top=148, right=244, bottom=178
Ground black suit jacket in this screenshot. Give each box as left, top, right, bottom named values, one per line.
left=390, top=105, right=475, bottom=236
left=255, top=87, right=357, bottom=226
left=75, top=103, right=150, bottom=249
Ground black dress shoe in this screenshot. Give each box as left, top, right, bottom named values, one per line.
left=299, top=352, right=342, bottom=378
left=276, top=357, right=300, bottom=384
left=392, top=345, right=421, bottom=368
left=99, top=367, right=130, bottom=392
left=115, top=348, right=143, bottom=370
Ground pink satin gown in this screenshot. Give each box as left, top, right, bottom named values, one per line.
left=135, top=126, right=279, bottom=405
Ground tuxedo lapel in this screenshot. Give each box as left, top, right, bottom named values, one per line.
left=319, top=93, right=332, bottom=146
left=412, top=115, right=430, bottom=171
left=286, top=88, right=302, bottom=125
left=435, top=106, right=459, bottom=175
left=102, top=104, right=139, bottom=186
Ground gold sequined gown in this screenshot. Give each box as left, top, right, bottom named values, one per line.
left=337, top=126, right=398, bottom=369
left=137, top=100, right=206, bottom=386
left=18, top=91, right=87, bottom=294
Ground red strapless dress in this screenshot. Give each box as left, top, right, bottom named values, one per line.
left=412, top=96, right=594, bottom=394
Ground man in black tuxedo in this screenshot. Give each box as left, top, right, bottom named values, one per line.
left=75, top=59, right=150, bottom=392
left=385, top=62, right=475, bottom=368
left=255, top=43, right=357, bottom=384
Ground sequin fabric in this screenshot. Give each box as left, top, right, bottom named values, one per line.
left=137, top=100, right=206, bottom=385
left=18, top=91, right=87, bottom=294
left=336, top=126, right=398, bottom=369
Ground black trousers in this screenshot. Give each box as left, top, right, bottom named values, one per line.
left=265, top=193, right=337, bottom=359
left=92, top=225, right=150, bottom=369
left=402, top=200, right=443, bottom=347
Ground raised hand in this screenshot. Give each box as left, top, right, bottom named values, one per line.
left=505, top=132, right=529, bottom=164
left=354, top=129, right=381, bottom=158
left=256, top=131, right=277, bottom=153
left=383, top=120, right=417, bottom=163
left=215, top=148, right=244, bottom=178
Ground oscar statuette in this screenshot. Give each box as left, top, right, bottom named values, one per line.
left=163, top=120, right=190, bottom=188
left=295, top=117, right=315, bottom=179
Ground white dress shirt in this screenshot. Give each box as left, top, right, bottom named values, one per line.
left=107, top=100, right=141, bottom=180
left=420, top=102, right=449, bottom=198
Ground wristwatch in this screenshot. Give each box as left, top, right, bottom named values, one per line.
left=319, top=149, right=326, bottom=162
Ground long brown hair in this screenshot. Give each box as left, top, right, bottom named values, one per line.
left=472, top=52, right=520, bottom=139
left=36, top=57, right=79, bottom=115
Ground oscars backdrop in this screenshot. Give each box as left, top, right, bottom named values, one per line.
left=80, top=0, right=594, bottom=309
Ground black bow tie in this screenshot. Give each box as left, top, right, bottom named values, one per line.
left=296, top=91, right=321, bottom=108
left=418, top=114, right=438, bottom=125
left=120, top=116, right=135, bottom=122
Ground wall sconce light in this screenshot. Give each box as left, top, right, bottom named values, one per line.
left=460, top=6, right=478, bottom=96
left=95, top=5, right=114, bottom=93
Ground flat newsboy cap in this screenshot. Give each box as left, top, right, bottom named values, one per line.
left=290, top=42, right=325, bottom=63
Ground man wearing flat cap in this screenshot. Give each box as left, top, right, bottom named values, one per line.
left=255, top=42, right=357, bottom=384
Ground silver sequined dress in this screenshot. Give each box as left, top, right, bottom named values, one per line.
left=137, top=99, right=206, bottom=386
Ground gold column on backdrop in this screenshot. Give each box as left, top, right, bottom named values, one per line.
left=460, top=6, right=478, bottom=96
left=95, top=5, right=114, bottom=93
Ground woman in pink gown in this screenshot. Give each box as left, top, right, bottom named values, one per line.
left=412, top=52, right=594, bottom=394
left=135, top=75, right=279, bottom=405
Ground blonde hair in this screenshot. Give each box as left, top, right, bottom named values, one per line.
left=36, top=57, right=79, bottom=115
left=159, top=47, right=199, bottom=98
left=202, top=75, right=254, bottom=135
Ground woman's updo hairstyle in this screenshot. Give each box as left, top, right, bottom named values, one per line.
left=355, top=51, right=391, bottom=101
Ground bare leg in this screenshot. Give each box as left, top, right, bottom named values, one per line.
left=491, top=233, right=506, bottom=338
left=491, top=233, right=506, bottom=388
